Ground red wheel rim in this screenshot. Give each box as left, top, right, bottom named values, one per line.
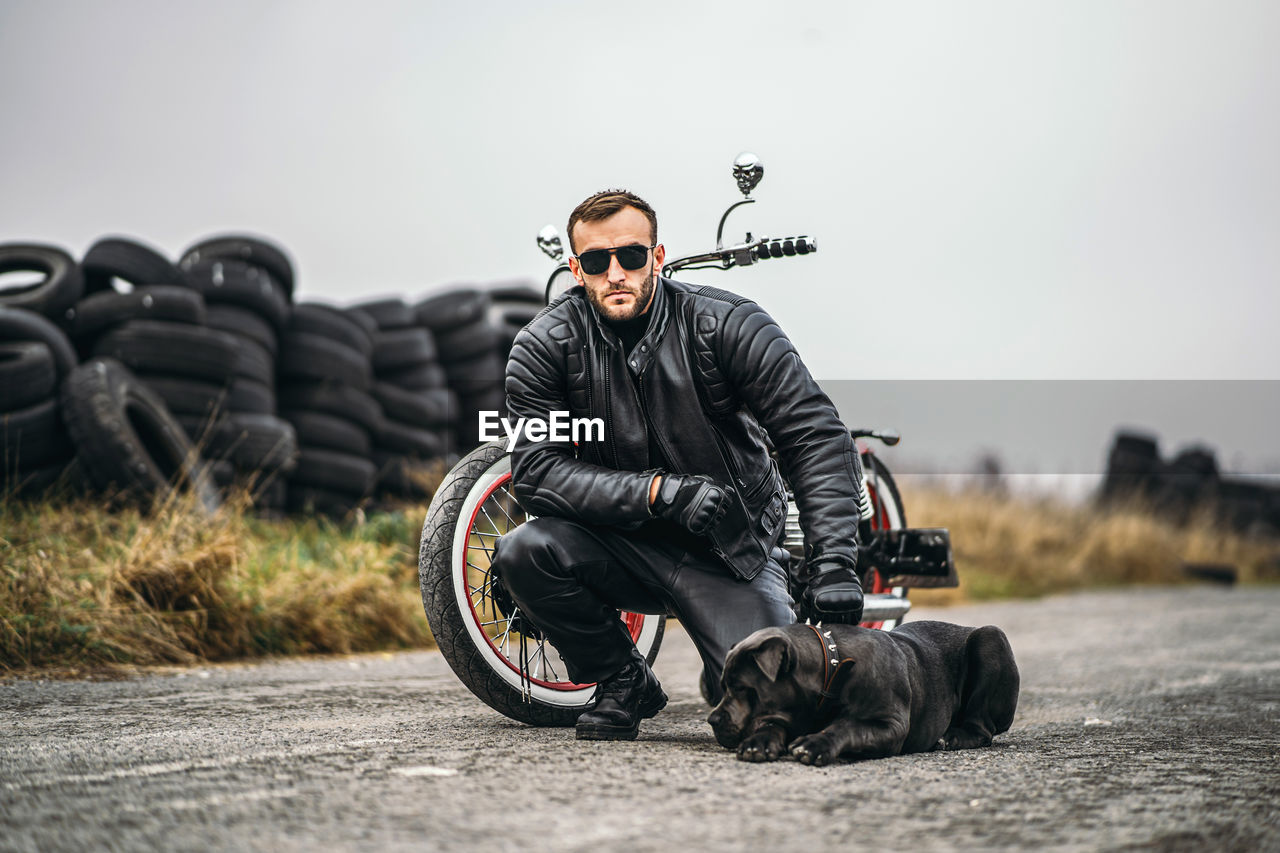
left=463, top=470, right=646, bottom=691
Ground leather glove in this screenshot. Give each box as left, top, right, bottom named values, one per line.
left=652, top=473, right=729, bottom=536
left=801, top=559, right=864, bottom=625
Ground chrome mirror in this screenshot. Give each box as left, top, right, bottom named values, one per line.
left=537, top=225, right=564, bottom=262
left=732, top=152, right=764, bottom=197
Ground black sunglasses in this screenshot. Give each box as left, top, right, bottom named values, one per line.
left=574, top=244, right=655, bottom=276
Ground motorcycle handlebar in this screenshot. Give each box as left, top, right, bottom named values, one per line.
left=663, top=234, right=816, bottom=275
left=547, top=234, right=817, bottom=304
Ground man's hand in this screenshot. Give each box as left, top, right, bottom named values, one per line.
left=801, top=559, right=864, bottom=625
left=651, top=473, right=728, bottom=536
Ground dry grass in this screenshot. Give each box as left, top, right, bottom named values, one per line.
left=0, top=484, right=433, bottom=677
left=3, top=478, right=1275, bottom=676
left=901, top=483, right=1280, bottom=607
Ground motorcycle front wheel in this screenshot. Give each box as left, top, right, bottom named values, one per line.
left=418, top=440, right=665, bottom=726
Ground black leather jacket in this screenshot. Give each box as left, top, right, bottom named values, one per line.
left=505, top=277, right=867, bottom=581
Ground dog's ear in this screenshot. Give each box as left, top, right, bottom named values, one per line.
left=753, top=636, right=794, bottom=682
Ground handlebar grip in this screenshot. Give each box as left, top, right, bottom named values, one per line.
left=752, top=236, right=816, bottom=261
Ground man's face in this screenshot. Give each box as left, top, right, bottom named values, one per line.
left=569, top=206, right=666, bottom=322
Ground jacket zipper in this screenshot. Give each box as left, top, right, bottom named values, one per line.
left=582, top=345, right=593, bottom=461
left=710, top=423, right=745, bottom=489
left=601, top=348, right=621, bottom=469
left=637, top=380, right=679, bottom=473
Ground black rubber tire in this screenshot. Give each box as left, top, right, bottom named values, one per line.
left=174, top=412, right=226, bottom=446
left=277, top=382, right=384, bottom=435
left=206, top=413, right=298, bottom=474
left=0, top=306, right=79, bottom=379
left=58, top=358, right=219, bottom=511
left=414, top=289, right=491, bottom=332
left=179, top=234, right=295, bottom=297
left=1, top=397, right=73, bottom=472
left=282, top=409, right=373, bottom=456
left=226, top=378, right=275, bottom=415
left=210, top=458, right=236, bottom=488
left=435, top=319, right=503, bottom=364
left=290, top=447, right=376, bottom=495
left=371, top=383, right=455, bottom=427
left=289, top=303, right=373, bottom=358
left=418, top=440, right=665, bottom=725
left=499, top=306, right=540, bottom=327
left=0, top=342, right=57, bottom=412
left=488, top=282, right=543, bottom=305
left=344, top=306, right=380, bottom=338
left=182, top=258, right=290, bottom=329
left=372, top=327, right=438, bottom=372
left=232, top=335, right=274, bottom=386
left=92, top=319, right=239, bottom=384
left=376, top=419, right=446, bottom=457
left=277, top=332, right=372, bottom=390
left=137, top=375, right=228, bottom=417
left=373, top=451, right=440, bottom=496
left=0, top=243, right=84, bottom=319
left=205, top=304, right=278, bottom=355
left=347, top=297, right=415, bottom=330
left=66, top=285, right=206, bottom=342
left=443, top=349, right=506, bottom=394
left=287, top=485, right=362, bottom=517
left=254, top=476, right=288, bottom=511
left=2, top=456, right=87, bottom=499
left=456, top=385, right=507, bottom=449
left=381, top=360, right=448, bottom=391
left=1102, top=431, right=1162, bottom=501
left=81, top=236, right=184, bottom=293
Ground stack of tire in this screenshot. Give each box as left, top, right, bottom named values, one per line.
left=275, top=301, right=379, bottom=517
left=176, top=236, right=300, bottom=513
left=487, top=280, right=544, bottom=357
left=0, top=244, right=84, bottom=494
left=0, top=242, right=215, bottom=509
left=1098, top=430, right=1280, bottom=535
left=349, top=298, right=451, bottom=501
left=413, top=288, right=505, bottom=452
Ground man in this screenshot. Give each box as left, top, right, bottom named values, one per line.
left=493, top=189, right=869, bottom=741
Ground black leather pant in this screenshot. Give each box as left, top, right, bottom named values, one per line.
left=492, top=516, right=795, bottom=704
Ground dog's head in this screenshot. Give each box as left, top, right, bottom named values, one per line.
left=706, top=627, right=806, bottom=749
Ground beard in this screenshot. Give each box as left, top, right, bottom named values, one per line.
left=586, top=266, right=657, bottom=322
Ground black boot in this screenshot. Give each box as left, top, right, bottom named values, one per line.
left=575, top=657, right=668, bottom=741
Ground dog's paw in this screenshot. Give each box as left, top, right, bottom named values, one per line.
left=788, top=734, right=836, bottom=767
left=736, top=729, right=787, bottom=762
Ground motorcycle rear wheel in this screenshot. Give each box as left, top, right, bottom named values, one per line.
left=418, top=440, right=665, bottom=726
left=860, top=452, right=909, bottom=630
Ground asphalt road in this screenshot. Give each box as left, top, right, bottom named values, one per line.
left=2, top=586, right=1278, bottom=852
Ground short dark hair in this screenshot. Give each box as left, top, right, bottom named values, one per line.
left=566, top=189, right=658, bottom=254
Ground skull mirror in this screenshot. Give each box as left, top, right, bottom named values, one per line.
left=732, top=152, right=764, bottom=197
left=537, top=225, right=564, bottom=262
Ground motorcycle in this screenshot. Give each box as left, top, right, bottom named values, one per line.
left=418, top=154, right=957, bottom=726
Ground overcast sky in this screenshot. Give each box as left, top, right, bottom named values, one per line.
left=2, top=0, right=1276, bottom=480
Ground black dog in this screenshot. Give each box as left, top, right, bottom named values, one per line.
left=707, top=621, right=1019, bottom=765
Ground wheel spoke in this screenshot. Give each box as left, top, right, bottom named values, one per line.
left=489, top=489, right=526, bottom=530
left=478, top=504, right=509, bottom=538
left=536, top=642, right=562, bottom=681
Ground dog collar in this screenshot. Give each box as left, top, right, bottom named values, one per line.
left=806, top=623, right=855, bottom=708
